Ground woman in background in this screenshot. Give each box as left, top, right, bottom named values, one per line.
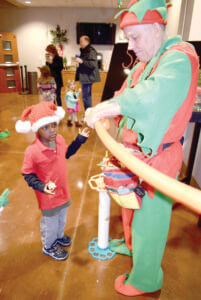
left=46, top=44, right=63, bottom=106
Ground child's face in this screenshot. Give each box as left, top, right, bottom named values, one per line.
left=38, top=122, right=58, bottom=142
left=70, top=82, right=76, bottom=90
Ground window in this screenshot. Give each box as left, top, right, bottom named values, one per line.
left=4, top=54, right=13, bottom=64
left=7, top=79, right=16, bottom=88
left=2, top=40, right=12, bottom=50
left=6, top=67, right=15, bottom=76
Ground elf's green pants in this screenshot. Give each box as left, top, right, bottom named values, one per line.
left=111, top=189, right=173, bottom=292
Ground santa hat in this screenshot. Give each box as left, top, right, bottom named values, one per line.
left=115, top=0, right=170, bottom=29
left=15, top=102, right=65, bottom=133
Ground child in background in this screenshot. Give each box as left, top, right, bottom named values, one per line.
left=37, top=65, right=56, bottom=102
left=15, top=102, right=89, bottom=261
left=65, top=80, right=82, bottom=127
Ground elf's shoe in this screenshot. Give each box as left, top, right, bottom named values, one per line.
left=115, top=274, right=146, bottom=297
left=109, top=238, right=132, bottom=256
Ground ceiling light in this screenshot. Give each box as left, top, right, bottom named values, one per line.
left=25, top=1, right=31, bottom=4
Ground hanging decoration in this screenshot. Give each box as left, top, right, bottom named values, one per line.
left=50, top=25, right=68, bottom=57
left=122, top=50, right=134, bottom=69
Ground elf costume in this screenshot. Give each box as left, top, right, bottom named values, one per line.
left=104, top=0, right=199, bottom=296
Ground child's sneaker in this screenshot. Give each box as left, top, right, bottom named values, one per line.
left=75, top=121, right=82, bottom=128
left=57, top=234, right=72, bottom=247
left=80, top=116, right=85, bottom=123
left=67, top=120, right=73, bottom=127
left=43, top=244, right=69, bottom=261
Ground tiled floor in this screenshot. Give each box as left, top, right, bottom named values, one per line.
left=0, top=92, right=201, bottom=300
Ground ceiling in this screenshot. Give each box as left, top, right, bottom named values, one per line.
left=1, top=0, right=171, bottom=8
left=2, top=0, right=131, bottom=8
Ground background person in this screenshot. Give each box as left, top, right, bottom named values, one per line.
left=46, top=44, right=64, bottom=106
left=37, top=65, right=56, bottom=102
left=65, top=80, right=82, bottom=127
left=75, top=35, right=100, bottom=114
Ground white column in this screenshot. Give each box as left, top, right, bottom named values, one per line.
left=97, top=191, right=111, bottom=249
left=188, top=0, right=201, bottom=40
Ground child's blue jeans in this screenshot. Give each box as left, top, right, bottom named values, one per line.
left=40, top=206, right=68, bottom=249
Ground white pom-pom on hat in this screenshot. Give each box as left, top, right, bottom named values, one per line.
left=15, top=120, right=31, bottom=133
left=55, top=106, right=65, bottom=120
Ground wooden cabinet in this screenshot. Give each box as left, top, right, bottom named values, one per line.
left=62, top=69, right=107, bottom=96
left=0, top=32, right=21, bottom=93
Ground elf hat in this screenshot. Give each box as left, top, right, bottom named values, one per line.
left=15, top=102, right=65, bottom=133
left=115, top=0, right=169, bottom=29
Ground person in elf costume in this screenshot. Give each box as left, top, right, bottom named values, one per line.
left=85, top=0, right=199, bottom=297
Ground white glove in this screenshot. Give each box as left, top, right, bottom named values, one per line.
left=84, top=101, right=121, bottom=128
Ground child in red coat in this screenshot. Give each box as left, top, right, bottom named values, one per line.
left=15, top=102, right=89, bottom=261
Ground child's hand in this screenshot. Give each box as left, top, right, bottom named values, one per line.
left=44, top=181, right=56, bottom=195
left=79, top=127, right=90, bottom=137
left=78, top=88, right=81, bottom=93
left=75, top=57, right=83, bottom=64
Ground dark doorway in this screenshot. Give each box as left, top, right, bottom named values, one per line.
left=101, top=42, right=136, bottom=101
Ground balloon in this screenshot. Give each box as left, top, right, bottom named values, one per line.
left=95, top=121, right=201, bottom=214
left=100, top=118, right=110, bottom=130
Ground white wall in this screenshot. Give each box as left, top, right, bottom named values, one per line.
left=166, top=0, right=182, bottom=38
left=189, top=0, right=201, bottom=41
left=0, top=3, right=182, bottom=73
left=0, top=7, right=118, bottom=72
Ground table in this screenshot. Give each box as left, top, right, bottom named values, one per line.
left=181, top=110, right=201, bottom=226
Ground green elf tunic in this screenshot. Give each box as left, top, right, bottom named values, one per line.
left=108, top=36, right=199, bottom=292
